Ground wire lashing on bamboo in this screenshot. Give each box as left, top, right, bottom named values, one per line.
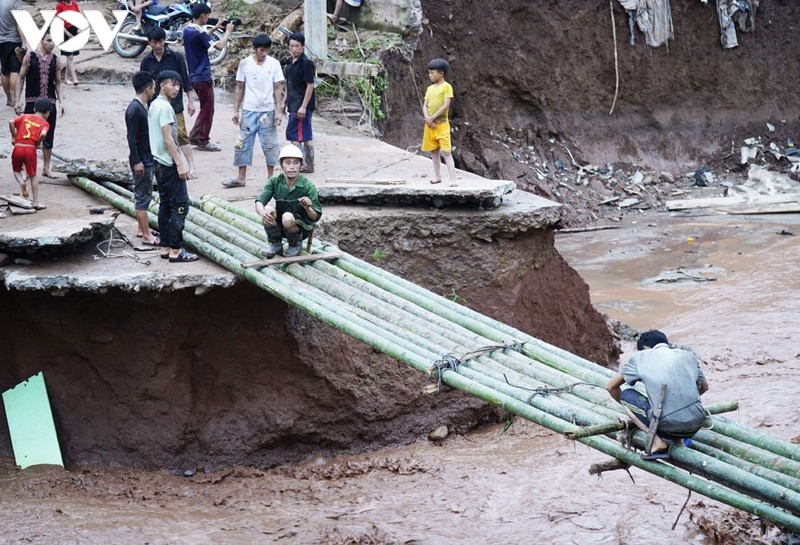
left=428, top=340, right=522, bottom=393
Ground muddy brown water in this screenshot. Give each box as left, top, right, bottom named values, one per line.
left=2, top=211, right=798, bottom=544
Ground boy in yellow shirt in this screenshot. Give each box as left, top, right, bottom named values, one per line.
left=422, top=58, right=456, bottom=185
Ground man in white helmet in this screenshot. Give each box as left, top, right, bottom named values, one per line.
left=255, top=144, right=322, bottom=257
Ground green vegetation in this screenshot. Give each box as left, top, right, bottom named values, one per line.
left=223, top=0, right=253, bottom=21
left=448, top=288, right=467, bottom=305
left=371, top=247, right=386, bottom=261
left=315, top=72, right=389, bottom=123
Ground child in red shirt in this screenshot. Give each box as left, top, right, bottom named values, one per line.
left=9, top=97, right=52, bottom=210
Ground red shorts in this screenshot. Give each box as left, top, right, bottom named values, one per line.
left=11, top=145, right=37, bottom=177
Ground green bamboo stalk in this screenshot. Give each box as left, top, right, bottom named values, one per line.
left=690, top=440, right=800, bottom=495
left=564, top=421, right=625, bottom=439
left=562, top=402, right=737, bottom=440
left=660, top=439, right=800, bottom=515
left=711, top=415, right=800, bottom=463
left=694, top=429, right=800, bottom=479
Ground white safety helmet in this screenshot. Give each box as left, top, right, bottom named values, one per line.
left=278, top=145, right=304, bottom=162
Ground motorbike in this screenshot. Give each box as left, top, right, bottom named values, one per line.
left=112, top=0, right=228, bottom=65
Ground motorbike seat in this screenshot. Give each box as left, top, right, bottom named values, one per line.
left=145, top=4, right=169, bottom=16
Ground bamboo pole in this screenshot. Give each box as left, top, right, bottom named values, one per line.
left=690, top=441, right=800, bottom=495
left=694, top=429, right=800, bottom=479
left=711, top=415, right=800, bottom=463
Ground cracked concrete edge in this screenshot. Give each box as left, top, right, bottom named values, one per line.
left=1, top=270, right=239, bottom=294
left=0, top=218, right=116, bottom=251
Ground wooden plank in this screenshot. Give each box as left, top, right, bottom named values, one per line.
left=0, top=194, right=33, bottom=209
left=241, top=251, right=342, bottom=269
left=325, top=178, right=407, bottom=186
left=721, top=203, right=800, bottom=215
left=318, top=60, right=380, bottom=78
left=666, top=193, right=800, bottom=211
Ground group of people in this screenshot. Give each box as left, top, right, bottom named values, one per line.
left=124, top=2, right=322, bottom=262
left=0, top=0, right=458, bottom=259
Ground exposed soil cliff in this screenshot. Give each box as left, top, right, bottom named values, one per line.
left=380, top=0, right=800, bottom=219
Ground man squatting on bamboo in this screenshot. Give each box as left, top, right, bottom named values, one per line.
left=255, top=144, right=322, bottom=258
left=605, top=329, right=709, bottom=460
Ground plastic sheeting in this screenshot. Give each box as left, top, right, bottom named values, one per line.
left=2, top=372, right=64, bottom=469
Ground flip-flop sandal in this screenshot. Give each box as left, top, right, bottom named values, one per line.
left=641, top=451, right=670, bottom=460
left=221, top=179, right=246, bottom=188
left=32, top=203, right=47, bottom=210
left=169, top=249, right=199, bottom=263
left=160, top=252, right=170, bottom=260
left=429, top=179, right=442, bottom=184
left=139, top=237, right=160, bottom=246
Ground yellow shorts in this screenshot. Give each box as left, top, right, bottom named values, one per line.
left=422, top=120, right=451, bottom=153
left=176, top=112, right=190, bottom=146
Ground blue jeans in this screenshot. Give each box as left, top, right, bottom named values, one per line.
left=233, top=110, right=280, bottom=168
left=154, top=161, right=189, bottom=250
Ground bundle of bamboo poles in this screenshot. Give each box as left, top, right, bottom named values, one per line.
left=71, top=177, right=800, bottom=532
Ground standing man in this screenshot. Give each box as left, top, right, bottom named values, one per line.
left=14, top=31, right=64, bottom=179
left=606, top=329, right=709, bottom=460
left=183, top=3, right=233, bottom=152
left=282, top=32, right=316, bottom=173
left=0, top=0, right=24, bottom=106
left=222, top=33, right=284, bottom=188
left=141, top=27, right=197, bottom=178
left=148, top=69, right=197, bottom=263
left=125, top=71, right=158, bottom=246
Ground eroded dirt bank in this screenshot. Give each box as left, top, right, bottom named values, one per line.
left=382, top=0, right=800, bottom=182
left=0, top=213, right=615, bottom=469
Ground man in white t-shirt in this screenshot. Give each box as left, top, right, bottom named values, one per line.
left=222, top=34, right=285, bottom=188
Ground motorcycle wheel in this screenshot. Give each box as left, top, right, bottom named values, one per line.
left=113, top=18, right=148, bottom=59
left=206, top=26, right=228, bottom=65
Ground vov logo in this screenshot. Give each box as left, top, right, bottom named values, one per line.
left=12, top=10, right=128, bottom=53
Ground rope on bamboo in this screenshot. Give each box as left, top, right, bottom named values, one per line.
left=502, top=373, right=602, bottom=405
left=429, top=340, right=522, bottom=393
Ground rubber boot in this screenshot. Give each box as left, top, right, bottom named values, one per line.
left=284, top=231, right=303, bottom=257
left=300, top=145, right=314, bottom=173
left=262, top=226, right=284, bottom=258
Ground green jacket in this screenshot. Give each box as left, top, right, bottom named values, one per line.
left=255, top=173, right=322, bottom=231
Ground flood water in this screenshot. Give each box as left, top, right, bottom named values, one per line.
left=2, top=211, right=798, bottom=544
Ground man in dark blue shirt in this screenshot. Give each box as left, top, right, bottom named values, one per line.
left=282, top=32, right=316, bottom=173
left=141, top=27, right=197, bottom=178
left=183, top=2, right=233, bottom=151
left=125, top=70, right=158, bottom=245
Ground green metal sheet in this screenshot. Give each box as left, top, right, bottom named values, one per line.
left=2, top=372, right=64, bottom=468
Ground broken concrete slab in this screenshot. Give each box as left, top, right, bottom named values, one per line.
left=0, top=215, right=116, bottom=253
left=318, top=179, right=516, bottom=208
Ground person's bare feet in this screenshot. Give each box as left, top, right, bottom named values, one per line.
left=19, top=182, right=29, bottom=198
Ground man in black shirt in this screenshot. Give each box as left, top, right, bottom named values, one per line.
left=140, top=27, right=197, bottom=178
left=282, top=32, right=316, bottom=173
left=125, top=71, right=158, bottom=246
